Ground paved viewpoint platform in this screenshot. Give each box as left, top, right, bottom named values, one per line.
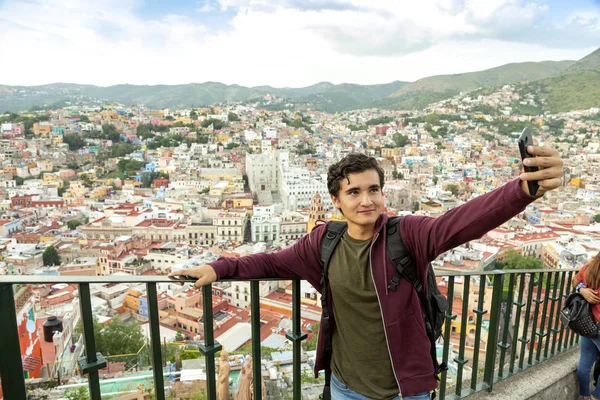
left=465, top=347, right=580, bottom=400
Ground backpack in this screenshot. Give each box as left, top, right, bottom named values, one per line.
left=319, top=216, right=448, bottom=400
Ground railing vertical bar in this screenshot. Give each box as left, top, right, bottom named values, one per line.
left=550, top=271, right=567, bottom=355
left=519, top=273, right=536, bottom=369
left=497, top=273, right=516, bottom=378
left=543, top=272, right=559, bottom=359
left=285, top=280, right=308, bottom=400
left=483, top=273, right=504, bottom=392
left=78, top=283, right=103, bottom=400
left=470, top=277, right=488, bottom=391
left=535, top=272, right=552, bottom=362
left=454, top=276, right=470, bottom=396
left=146, top=282, right=165, bottom=400
left=569, top=271, right=578, bottom=348
left=0, top=284, right=27, bottom=400
left=440, top=275, right=456, bottom=399
left=509, top=274, right=526, bottom=373
left=200, top=284, right=221, bottom=400
left=251, top=281, right=262, bottom=400
left=528, top=272, right=545, bottom=366
left=561, top=273, right=574, bottom=350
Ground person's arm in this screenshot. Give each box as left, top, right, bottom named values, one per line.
left=170, top=224, right=325, bottom=289
left=401, top=179, right=535, bottom=263
left=573, top=265, right=600, bottom=304
left=402, top=144, right=564, bottom=264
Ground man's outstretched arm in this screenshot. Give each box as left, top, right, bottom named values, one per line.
left=401, top=145, right=564, bottom=264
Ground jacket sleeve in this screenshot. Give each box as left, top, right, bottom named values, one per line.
left=208, top=223, right=325, bottom=290
left=401, top=179, right=537, bottom=264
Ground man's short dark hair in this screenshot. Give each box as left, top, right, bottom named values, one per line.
left=327, top=153, right=385, bottom=198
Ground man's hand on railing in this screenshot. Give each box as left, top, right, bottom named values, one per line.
left=168, top=265, right=218, bottom=288
left=580, top=288, right=600, bottom=304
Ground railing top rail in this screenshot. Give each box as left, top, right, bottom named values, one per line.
left=0, top=268, right=580, bottom=284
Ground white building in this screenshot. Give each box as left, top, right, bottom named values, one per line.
left=279, top=168, right=332, bottom=211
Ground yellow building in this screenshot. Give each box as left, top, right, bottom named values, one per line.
left=43, top=173, right=61, bottom=185
left=381, top=148, right=402, bottom=159
left=221, top=197, right=253, bottom=209
left=33, top=123, right=51, bottom=136
left=570, top=177, right=583, bottom=188
left=216, top=133, right=230, bottom=143
left=125, top=288, right=142, bottom=313
left=51, top=134, right=63, bottom=146
left=89, top=187, right=110, bottom=200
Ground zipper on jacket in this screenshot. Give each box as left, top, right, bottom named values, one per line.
left=369, top=232, right=403, bottom=396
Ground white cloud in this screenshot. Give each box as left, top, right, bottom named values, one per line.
left=0, top=0, right=597, bottom=87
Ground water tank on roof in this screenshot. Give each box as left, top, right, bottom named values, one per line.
left=43, top=316, right=63, bottom=342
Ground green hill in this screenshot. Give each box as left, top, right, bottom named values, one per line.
left=0, top=81, right=408, bottom=113
left=565, top=48, right=600, bottom=73
left=389, top=60, right=574, bottom=97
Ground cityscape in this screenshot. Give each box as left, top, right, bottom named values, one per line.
left=1, top=1, right=600, bottom=399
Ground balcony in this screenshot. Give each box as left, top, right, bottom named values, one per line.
left=0, top=268, right=580, bottom=400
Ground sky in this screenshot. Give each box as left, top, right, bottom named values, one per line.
left=0, top=0, right=599, bottom=88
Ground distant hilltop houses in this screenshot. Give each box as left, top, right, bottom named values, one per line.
left=0, top=94, right=599, bottom=397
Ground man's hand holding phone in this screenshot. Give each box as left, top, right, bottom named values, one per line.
left=518, top=130, right=564, bottom=197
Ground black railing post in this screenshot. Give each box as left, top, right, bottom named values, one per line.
left=483, top=272, right=504, bottom=392
left=440, top=276, right=457, bottom=399
left=470, top=276, right=488, bottom=391
left=146, top=283, right=165, bottom=400
left=285, top=280, right=308, bottom=400
left=199, top=284, right=222, bottom=400
left=0, top=284, right=27, bottom=400
left=77, top=283, right=106, bottom=400
left=454, top=275, right=470, bottom=396
left=250, top=281, right=262, bottom=400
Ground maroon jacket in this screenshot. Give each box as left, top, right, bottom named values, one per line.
left=209, top=179, right=536, bottom=397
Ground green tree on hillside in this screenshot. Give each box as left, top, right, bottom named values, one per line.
left=43, top=246, right=61, bottom=266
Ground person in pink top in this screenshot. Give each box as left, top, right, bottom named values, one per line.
left=573, top=252, right=600, bottom=400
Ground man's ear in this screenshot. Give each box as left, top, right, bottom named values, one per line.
left=330, top=194, right=340, bottom=209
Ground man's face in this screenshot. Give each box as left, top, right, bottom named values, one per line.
left=330, top=169, right=384, bottom=229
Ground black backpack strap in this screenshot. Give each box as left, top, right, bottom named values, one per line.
left=385, top=216, right=447, bottom=384
left=386, top=216, right=421, bottom=292
left=319, top=221, right=347, bottom=400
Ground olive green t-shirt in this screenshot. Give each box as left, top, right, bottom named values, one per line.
left=329, top=232, right=399, bottom=400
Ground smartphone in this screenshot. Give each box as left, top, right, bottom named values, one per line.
left=518, top=127, right=539, bottom=197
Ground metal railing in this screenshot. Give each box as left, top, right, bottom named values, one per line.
left=0, top=268, right=580, bottom=400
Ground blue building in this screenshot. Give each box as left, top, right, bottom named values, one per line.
left=139, top=296, right=148, bottom=318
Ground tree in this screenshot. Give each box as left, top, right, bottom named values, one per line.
left=227, top=112, right=240, bottom=122
left=175, top=330, right=184, bottom=342
left=433, top=176, right=439, bottom=185
left=98, top=318, right=145, bottom=356
left=66, top=161, right=79, bottom=170
left=594, top=214, right=600, bottom=223
left=497, top=249, right=543, bottom=270
left=64, top=387, right=90, bottom=400
left=43, top=246, right=61, bottom=266
left=63, top=133, right=86, bottom=151
left=14, top=176, right=24, bottom=186
left=80, top=173, right=93, bottom=188
left=393, top=133, right=408, bottom=147
left=79, top=115, right=90, bottom=123
left=75, top=317, right=146, bottom=369
left=165, top=115, right=175, bottom=121
left=446, top=184, right=459, bottom=196
left=67, top=220, right=83, bottom=230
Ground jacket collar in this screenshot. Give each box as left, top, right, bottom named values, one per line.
left=374, top=213, right=390, bottom=235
